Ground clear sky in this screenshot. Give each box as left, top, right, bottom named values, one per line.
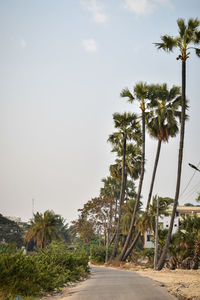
left=0, top=0, right=200, bottom=224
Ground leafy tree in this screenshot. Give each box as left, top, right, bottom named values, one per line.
left=155, top=18, right=200, bottom=270
left=72, top=213, right=95, bottom=243
left=0, top=214, right=23, bottom=248
left=25, top=210, right=63, bottom=249
left=101, top=175, right=121, bottom=224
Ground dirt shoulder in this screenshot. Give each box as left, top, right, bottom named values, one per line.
left=120, top=264, right=200, bottom=300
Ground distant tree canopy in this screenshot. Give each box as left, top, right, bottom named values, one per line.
left=0, top=214, right=23, bottom=248
left=25, top=210, right=68, bottom=249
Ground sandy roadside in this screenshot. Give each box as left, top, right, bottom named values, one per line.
left=41, top=265, right=200, bottom=300
left=129, top=267, right=200, bottom=300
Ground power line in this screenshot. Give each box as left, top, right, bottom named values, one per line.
left=179, top=161, right=200, bottom=200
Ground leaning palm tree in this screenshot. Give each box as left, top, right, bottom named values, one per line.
left=146, top=83, right=182, bottom=210
left=108, top=112, right=141, bottom=259
left=119, top=82, right=149, bottom=261
left=25, top=210, right=62, bottom=249
left=155, top=18, right=200, bottom=270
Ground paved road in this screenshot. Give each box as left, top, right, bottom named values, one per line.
left=60, top=266, right=176, bottom=300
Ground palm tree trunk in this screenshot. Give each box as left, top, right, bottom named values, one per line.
left=154, top=196, right=159, bottom=269
left=121, top=140, right=161, bottom=260
left=157, top=59, right=186, bottom=270
left=146, top=140, right=162, bottom=210
left=110, top=138, right=127, bottom=260
left=118, top=109, right=145, bottom=261
left=120, top=231, right=141, bottom=260
left=109, top=228, right=116, bottom=245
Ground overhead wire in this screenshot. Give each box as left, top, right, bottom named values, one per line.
left=179, top=161, right=200, bottom=201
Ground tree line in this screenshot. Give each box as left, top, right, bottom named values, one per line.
left=73, top=18, right=200, bottom=270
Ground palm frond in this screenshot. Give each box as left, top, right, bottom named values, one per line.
left=134, top=82, right=148, bottom=100
left=188, top=18, right=200, bottom=32
left=177, top=18, right=186, bottom=38
left=195, top=47, right=200, bottom=57
left=120, top=88, right=134, bottom=102
left=154, top=35, right=177, bottom=52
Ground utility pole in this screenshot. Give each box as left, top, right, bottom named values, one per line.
left=105, top=228, right=109, bottom=264
left=154, top=196, right=159, bottom=270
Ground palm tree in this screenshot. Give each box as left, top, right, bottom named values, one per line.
left=138, top=196, right=173, bottom=240
left=25, top=210, right=62, bottom=249
left=155, top=18, right=200, bottom=270
left=108, top=112, right=141, bottom=259
left=170, top=215, right=200, bottom=269
left=146, top=83, right=182, bottom=210
left=121, top=198, right=142, bottom=238
left=119, top=82, right=149, bottom=261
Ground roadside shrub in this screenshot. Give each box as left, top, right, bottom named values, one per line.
left=0, top=242, right=89, bottom=297
left=90, top=244, right=112, bottom=263
left=0, top=245, right=41, bottom=295
left=140, top=248, right=154, bottom=264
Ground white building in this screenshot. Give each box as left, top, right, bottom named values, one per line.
left=144, top=205, right=200, bottom=248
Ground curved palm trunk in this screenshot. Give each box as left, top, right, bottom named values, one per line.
left=120, top=231, right=141, bottom=260
left=110, top=138, right=127, bottom=260
left=109, top=228, right=116, bottom=246
left=119, top=110, right=145, bottom=261
left=157, top=60, right=186, bottom=270
left=122, top=140, right=162, bottom=257
left=146, top=139, right=162, bottom=210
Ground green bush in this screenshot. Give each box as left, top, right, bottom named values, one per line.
left=140, top=248, right=154, bottom=263
left=0, top=242, right=89, bottom=297
left=90, top=244, right=112, bottom=263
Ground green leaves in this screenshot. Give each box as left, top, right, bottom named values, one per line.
left=155, top=18, right=200, bottom=59
left=0, top=242, right=89, bottom=297
left=154, top=35, right=177, bottom=52
left=177, top=18, right=186, bottom=38
left=120, top=88, right=134, bottom=103
left=147, top=83, right=182, bottom=141
left=25, top=210, right=64, bottom=249
left=195, top=47, right=200, bottom=57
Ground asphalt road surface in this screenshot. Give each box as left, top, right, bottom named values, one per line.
left=61, top=266, right=177, bottom=300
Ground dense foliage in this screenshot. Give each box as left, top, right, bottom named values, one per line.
left=0, top=214, right=24, bottom=248
left=90, top=244, right=113, bottom=264
left=0, top=242, right=89, bottom=297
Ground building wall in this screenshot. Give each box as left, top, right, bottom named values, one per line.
left=143, top=206, right=200, bottom=248
left=144, top=215, right=179, bottom=248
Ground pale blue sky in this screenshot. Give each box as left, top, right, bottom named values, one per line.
left=0, top=0, right=200, bottom=223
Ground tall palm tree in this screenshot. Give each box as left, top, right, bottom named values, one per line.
left=25, top=210, right=62, bottom=249
left=155, top=18, right=200, bottom=270
left=108, top=112, right=141, bottom=259
left=119, top=82, right=149, bottom=261
left=146, top=83, right=182, bottom=210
